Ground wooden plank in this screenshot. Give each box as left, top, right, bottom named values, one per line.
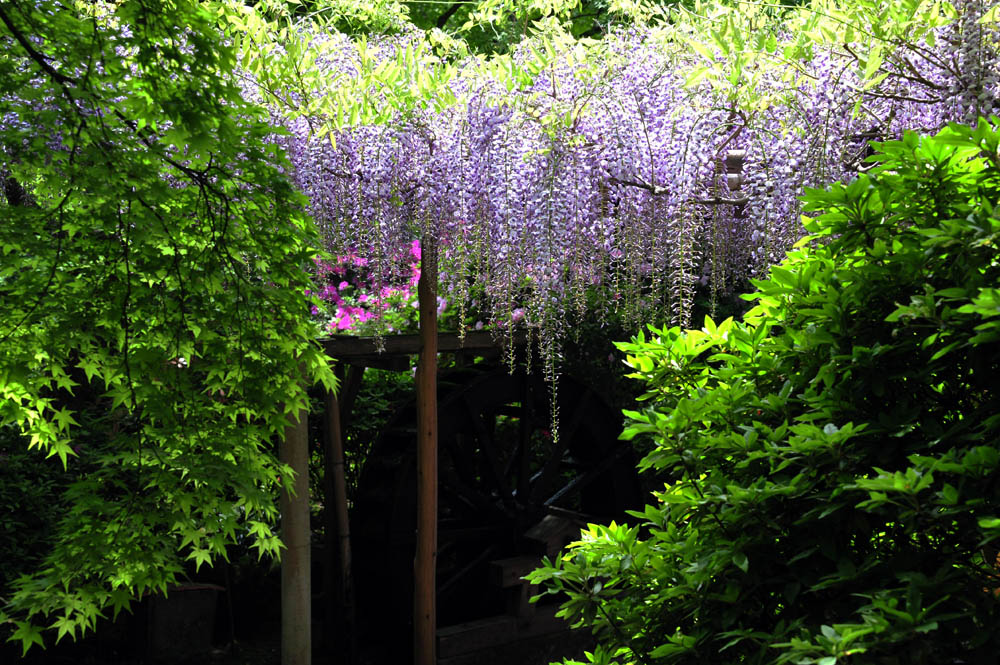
left=506, top=582, right=537, bottom=620
left=524, top=515, right=581, bottom=558
left=321, top=329, right=528, bottom=360
left=437, top=615, right=517, bottom=657
left=489, top=556, right=542, bottom=588
left=436, top=605, right=570, bottom=664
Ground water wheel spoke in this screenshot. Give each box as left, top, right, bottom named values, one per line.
left=501, top=436, right=522, bottom=483
left=444, top=430, right=480, bottom=492
left=440, top=465, right=504, bottom=519
left=438, top=523, right=508, bottom=542
left=464, top=397, right=514, bottom=506
left=559, top=390, right=593, bottom=446
left=543, top=444, right=630, bottom=507
left=437, top=544, right=499, bottom=598
left=515, top=383, right=533, bottom=500
left=529, top=391, right=593, bottom=503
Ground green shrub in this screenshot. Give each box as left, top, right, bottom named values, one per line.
left=528, top=118, right=1000, bottom=665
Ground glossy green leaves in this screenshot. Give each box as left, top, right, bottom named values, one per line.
left=529, top=119, right=1000, bottom=665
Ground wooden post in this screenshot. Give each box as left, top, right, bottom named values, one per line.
left=281, top=407, right=311, bottom=665
left=414, top=236, right=439, bottom=665
left=322, top=365, right=361, bottom=664
left=725, top=149, right=746, bottom=219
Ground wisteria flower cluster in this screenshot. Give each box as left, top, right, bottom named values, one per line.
left=267, top=0, right=999, bottom=363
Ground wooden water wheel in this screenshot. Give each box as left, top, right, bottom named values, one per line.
left=351, top=363, right=641, bottom=658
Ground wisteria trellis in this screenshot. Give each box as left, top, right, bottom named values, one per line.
left=272, top=0, right=999, bottom=374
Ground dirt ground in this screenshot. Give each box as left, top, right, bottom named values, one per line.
left=9, top=624, right=595, bottom=665
left=194, top=629, right=594, bottom=665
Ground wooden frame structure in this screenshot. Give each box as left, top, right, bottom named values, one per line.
left=280, top=237, right=528, bottom=665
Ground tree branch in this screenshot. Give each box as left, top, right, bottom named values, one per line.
left=436, top=2, right=463, bottom=30
left=609, top=176, right=748, bottom=205
left=0, top=4, right=78, bottom=87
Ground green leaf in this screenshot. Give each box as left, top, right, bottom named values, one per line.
left=732, top=552, right=749, bottom=573
left=978, top=517, right=1000, bottom=529
left=11, top=621, right=45, bottom=655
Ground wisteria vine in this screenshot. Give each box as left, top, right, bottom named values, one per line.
left=267, top=1, right=999, bottom=377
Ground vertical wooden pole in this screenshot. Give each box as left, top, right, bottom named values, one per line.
left=414, top=236, right=438, bottom=665
left=323, top=371, right=357, bottom=664
left=281, top=407, right=311, bottom=665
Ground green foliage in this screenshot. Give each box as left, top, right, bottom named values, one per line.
left=528, top=118, right=1000, bottom=664
left=0, top=0, right=333, bottom=652
left=340, top=368, right=414, bottom=497
left=0, top=428, right=63, bottom=601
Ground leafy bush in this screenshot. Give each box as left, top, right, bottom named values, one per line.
left=528, top=118, right=1000, bottom=665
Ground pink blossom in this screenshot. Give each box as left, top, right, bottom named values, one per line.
left=512, top=308, right=525, bottom=323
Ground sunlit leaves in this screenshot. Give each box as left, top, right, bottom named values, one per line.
left=531, top=120, right=1000, bottom=664
left=0, top=0, right=335, bottom=652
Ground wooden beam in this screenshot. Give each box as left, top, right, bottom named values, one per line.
left=321, top=329, right=527, bottom=361
left=414, top=238, right=439, bottom=665
left=280, top=407, right=311, bottom=665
